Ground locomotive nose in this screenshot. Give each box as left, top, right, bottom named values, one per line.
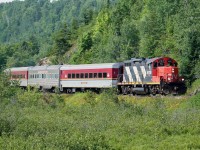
left=167, top=67, right=179, bottom=82
left=157, top=66, right=179, bottom=83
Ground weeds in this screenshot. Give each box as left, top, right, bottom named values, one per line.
left=0, top=73, right=200, bottom=149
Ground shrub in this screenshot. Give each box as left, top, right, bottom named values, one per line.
left=99, top=88, right=119, bottom=103
left=187, top=79, right=200, bottom=95
left=189, top=93, right=200, bottom=108
left=0, top=73, right=20, bottom=104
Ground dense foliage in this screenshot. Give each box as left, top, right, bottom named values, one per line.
left=70, top=0, right=200, bottom=83
left=0, top=73, right=200, bottom=149
left=0, top=0, right=200, bottom=84
left=0, top=0, right=116, bottom=69
left=0, top=1, right=200, bottom=148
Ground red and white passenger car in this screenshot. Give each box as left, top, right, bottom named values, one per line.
left=9, top=67, right=29, bottom=87
left=60, top=63, right=123, bottom=93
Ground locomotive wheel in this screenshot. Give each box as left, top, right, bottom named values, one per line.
left=163, top=85, right=171, bottom=95
left=177, top=83, right=187, bottom=94
left=122, top=86, right=128, bottom=95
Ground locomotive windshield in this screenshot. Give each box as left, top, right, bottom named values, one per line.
left=158, top=59, right=164, bottom=66
left=168, top=59, right=173, bottom=66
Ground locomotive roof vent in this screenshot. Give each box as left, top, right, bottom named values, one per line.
left=131, top=58, right=146, bottom=62
left=131, top=58, right=142, bottom=62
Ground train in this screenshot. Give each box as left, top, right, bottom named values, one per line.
left=6, top=57, right=187, bottom=95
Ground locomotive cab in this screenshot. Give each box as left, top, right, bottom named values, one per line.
left=152, top=58, right=179, bottom=83
left=151, top=57, right=186, bottom=94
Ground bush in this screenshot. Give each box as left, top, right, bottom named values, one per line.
left=98, top=88, right=119, bottom=103
left=187, top=79, right=200, bottom=95
left=189, top=93, right=200, bottom=108
left=0, top=73, right=20, bottom=104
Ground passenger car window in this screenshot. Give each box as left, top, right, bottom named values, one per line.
left=94, top=73, right=97, bottom=78
left=68, top=74, right=71, bottom=78
left=76, top=74, right=80, bottom=78
left=103, top=73, right=107, bottom=78
left=89, top=73, right=93, bottom=78
left=72, top=74, right=75, bottom=78
left=98, top=73, right=102, bottom=78
left=81, top=73, right=84, bottom=78
left=85, top=73, right=88, bottom=78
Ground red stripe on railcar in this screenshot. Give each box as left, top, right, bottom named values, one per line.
left=60, top=68, right=119, bottom=79
left=10, top=71, right=28, bottom=79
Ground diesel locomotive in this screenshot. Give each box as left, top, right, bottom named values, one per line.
left=7, top=57, right=187, bottom=95
left=117, top=57, right=186, bottom=95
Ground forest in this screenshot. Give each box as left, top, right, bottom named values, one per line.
left=0, top=0, right=200, bottom=149
left=0, top=0, right=200, bottom=83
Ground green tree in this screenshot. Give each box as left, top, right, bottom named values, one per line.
left=50, top=24, right=72, bottom=64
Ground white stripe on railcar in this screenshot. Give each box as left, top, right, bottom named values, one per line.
left=140, top=66, right=147, bottom=79
left=125, top=66, right=133, bottom=82
left=133, top=66, right=141, bottom=82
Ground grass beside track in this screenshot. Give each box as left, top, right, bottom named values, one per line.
left=0, top=88, right=200, bottom=149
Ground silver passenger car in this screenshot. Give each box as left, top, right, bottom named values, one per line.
left=28, top=65, right=61, bottom=90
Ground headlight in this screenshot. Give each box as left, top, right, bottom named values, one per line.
left=182, top=78, right=184, bottom=81
left=168, top=77, right=171, bottom=81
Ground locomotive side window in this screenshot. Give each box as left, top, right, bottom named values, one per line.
left=103, top=73, right=107, bottom=78
left=153, top=62, right=158, bottom=68
left=89, top=73, right=93, bottom=78
left=174, top=63, right=177, bottom=67
left=68, top=74, right=71, bottom=78
left=98, top=73, right=102, bottom=78
left=148, top=63, right=152, bottom=70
